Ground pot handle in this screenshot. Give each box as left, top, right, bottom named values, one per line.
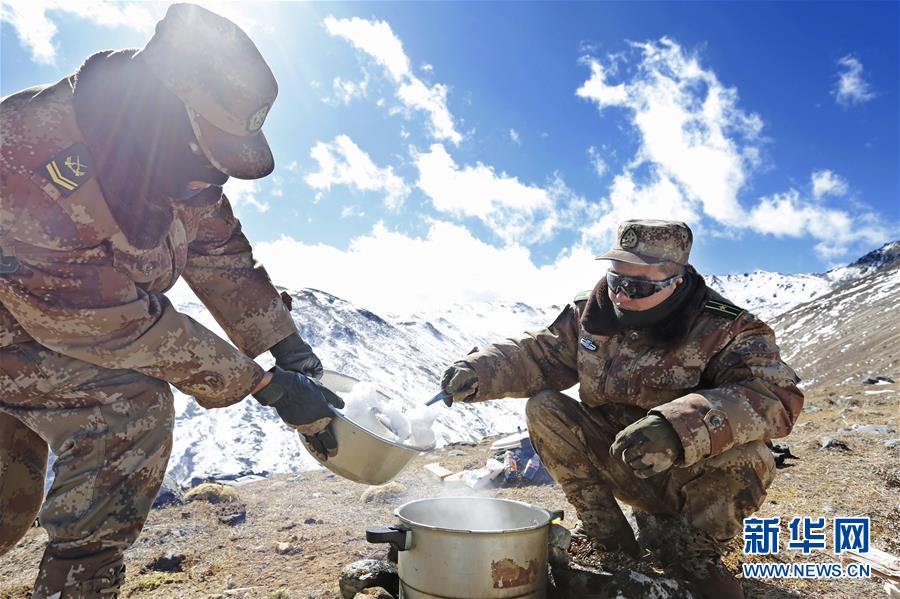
left=366, top=525, right=412, bottom=551
left=547, top=509, right=564, bottom=523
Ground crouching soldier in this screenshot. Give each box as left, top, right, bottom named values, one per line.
left=440, top=219, right=803, bottom=598
left=0, top=5, right=341, bottom=597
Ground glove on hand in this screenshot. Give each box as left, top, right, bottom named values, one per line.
left=609, top=414, right=683, bottom=479
left=440, top=363, right=478, bottom=406
left=270, top=333, right=323, bottom=379
left=253, top=366, right=344, bottom=459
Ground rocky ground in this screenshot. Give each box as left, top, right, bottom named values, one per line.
left=1, top=376, right=897, bottom=599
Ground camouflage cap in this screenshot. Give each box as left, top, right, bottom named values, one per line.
left=137, top=3, right=277, bottom=179
left=596, top=219, right=693, bottom=266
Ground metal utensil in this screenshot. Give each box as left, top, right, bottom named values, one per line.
left=424, top=391, right=446, bottom=407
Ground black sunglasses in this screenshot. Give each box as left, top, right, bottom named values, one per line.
left=607, top=270, right=681, bottom=299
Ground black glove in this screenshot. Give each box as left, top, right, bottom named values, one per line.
left=270, top=333, right=323, bottom=379
left=253, top=366, right=344, bottom=459
left=440, top=363, right=478, bottom=406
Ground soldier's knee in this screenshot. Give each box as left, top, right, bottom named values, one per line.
left=525, top=390, right=567, bottom=425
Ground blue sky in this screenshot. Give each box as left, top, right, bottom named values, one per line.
left=2, top=1, right=898, bottom=312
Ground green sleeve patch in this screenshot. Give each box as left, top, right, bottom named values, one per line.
left=573, top=289, right=592, bottom=303
left=703, top=299, right=743, bottom=320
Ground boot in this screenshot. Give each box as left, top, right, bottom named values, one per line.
left=636, top=513, right=743, bottom=599
left=564, top=486, right=640, bottom=556
left=34, top=558, right=126, bottom=599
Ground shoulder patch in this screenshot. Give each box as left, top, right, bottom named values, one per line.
left=573, top=289, right=592, bottom=303
left=37, top=143, right=93, bottom=197
left=704, top=298, right=743, bottom=320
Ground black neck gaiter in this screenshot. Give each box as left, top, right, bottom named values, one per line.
left=72, top=50, right=226, bottom=247
left=613, top=273, right=694, bottom=330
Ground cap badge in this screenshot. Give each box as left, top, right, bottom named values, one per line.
left=247, top=103, right=270, bottom=133
left=620, top=227, right=638, bottom=249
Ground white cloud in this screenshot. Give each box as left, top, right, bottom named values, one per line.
left=224, top=178, right=269, bottom=214
left=811, top=169, right=848, bottom=200
left=577, top=38, right=886, bottom=260
left=324, top=16, right=462, bottom=144
left=323, top=16, right=410, bottom=81
left=413, top=143, right=566, bottom=244
left=1, top=0, right=156, bottom=64
left=340, top=205, right=365, bottom=219
left=746, top=189, right=886, bottom=258
left=327, top=71, right=369, bottom=105
left=578, top=38, right=762, bottom=226
left=587, top=145, right=608, bottom=177
left=255, top=221, right=599, bottom=314
left=580, top=170, right=699, bottom=249
left=833, top=55, right=875, bottom=107
left=510, top=129, right=521, bottom=145
left=305, top=135, right=410, bottom=210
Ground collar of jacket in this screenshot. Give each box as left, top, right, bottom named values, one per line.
left=580, top=264, right=710, bottom=348
left=72, top=49, right=174, bottom=250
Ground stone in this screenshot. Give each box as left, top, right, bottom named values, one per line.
left=845, top=423, right=896, bottom=435
left=549, top=562, right=693, bottom=599
left=353, top=588, right=394, bottom=599
left=360, top=482, right=407, bottom=504
left=447, top=449, right=467, bottom=457
left=820, top=437, right=851, bottom=451
left=548, top=523, right=572, bottom=567
left=184, top=483, right=239, bottom=504
left=218, top=507, right=247, bottom=526
left=153, top=474, right=183, bottom=508
left=275, top=542, right=301, bottom=556
left=146, top=551, right=187, bottom=573
left=884, top=439, right=900, bottom=449
left=339, top=559, right=399, bottom=599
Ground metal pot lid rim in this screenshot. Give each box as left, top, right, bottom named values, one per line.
left=393, top=497, right=553, bottom=534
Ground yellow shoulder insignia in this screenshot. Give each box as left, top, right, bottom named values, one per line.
left=38, top=143, right=93, bottom=197
left=704, top=299, right=743, bottom=320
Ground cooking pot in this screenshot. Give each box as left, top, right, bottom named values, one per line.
left=304, top=371, right=431, bottom=485
left=367, top=497, right=563, bottom=598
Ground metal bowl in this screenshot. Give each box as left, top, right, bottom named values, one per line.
left=301, top=370, right=431, bottom=485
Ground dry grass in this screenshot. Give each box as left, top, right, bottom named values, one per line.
left=1, top=380, right=896, bottom=598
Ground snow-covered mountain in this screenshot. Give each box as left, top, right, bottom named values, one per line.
left=164, top=283, right=560, bottom=483
left=164, top=240, right=899, bottom=483
left=706, top=241, right=900, bottom=320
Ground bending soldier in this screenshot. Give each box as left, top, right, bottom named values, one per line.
left=0, top=5, right=340, bottom=597
left=441, top=219, right=804, bottom=599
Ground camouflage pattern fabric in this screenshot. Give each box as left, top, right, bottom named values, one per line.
left=610, top=414, right=684, bottom=479
left=138, top=3, right=279, bottom=179
left=527, top=390, right=776, bottom=541
left=0, top=24, right=298, bottom=595
left=0, top=342, right=174, bottom=597
left=0, top=74, right=297, bottom=408
left=0, top=411, right=47, bottom=555
left=597, top=219, right=693, bottom=265
left=461, top=272, right=801, bottom=541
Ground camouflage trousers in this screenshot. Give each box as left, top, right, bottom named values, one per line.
left=526, top=390, right=776, bottom=542
left=0, top=342, right=174, bottom=598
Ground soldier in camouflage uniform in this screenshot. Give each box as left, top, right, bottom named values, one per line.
left=0, top=5, right=343, bottom=597
left=442, top=220, right=804, bottom=598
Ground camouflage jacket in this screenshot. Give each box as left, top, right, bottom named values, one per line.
left=460, top=268, right=804, bottom=467
left=0, top=70, right=297, bottom=408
